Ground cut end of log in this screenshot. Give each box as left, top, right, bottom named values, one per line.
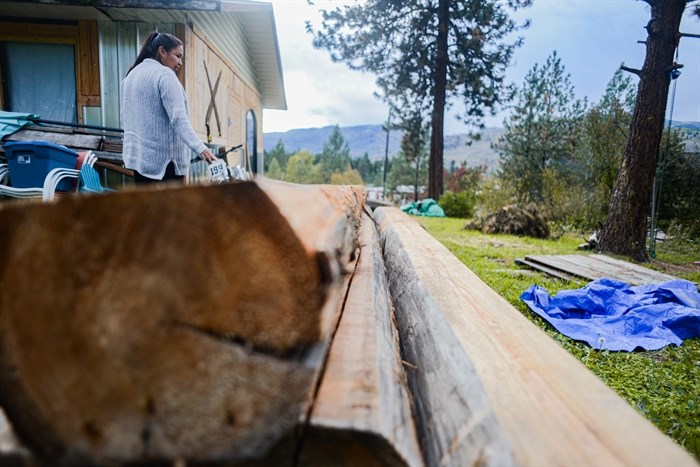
left=0, top=181, right=365, bottom=464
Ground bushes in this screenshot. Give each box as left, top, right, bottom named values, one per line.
left=438, top=190, right=475, bottom=219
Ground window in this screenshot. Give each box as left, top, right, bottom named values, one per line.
left=0, top=20, right=97, bottom=125
left=246, top=109, right=258, bottom=174
left=1, top=41, right=77, bottom=123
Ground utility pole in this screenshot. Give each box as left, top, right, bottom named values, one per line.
left=382, top=107, right=392, bottom=199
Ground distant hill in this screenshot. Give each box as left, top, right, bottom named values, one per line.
left=443, top=128, right=504, bottom=172
left=670, top=120, right=700, bottom=131
left=264, top=121, right=699, bottom=173
left=264, top=124, right=504, bottom=172
left=671, top=121, right=700, bottom=154
left=264, top=124, right=404, bottom=162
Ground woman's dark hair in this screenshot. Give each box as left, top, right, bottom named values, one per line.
left=127, top=32, right=183, bottom=75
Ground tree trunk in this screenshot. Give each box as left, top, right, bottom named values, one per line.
left=597, top=0, right=686, bottom=261
left=428, top=0, right=449, bottom=200
left=0, top=180, right=364, bottom=465
left=414, top=156, right=419, bottom=201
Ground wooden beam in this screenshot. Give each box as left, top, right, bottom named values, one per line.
left=94, top=160, right=133, bottom=177
left=78, top=20, right=101, bottom=106
left=374, top=207, right=514, bottom=467
left=6, top=129, right=102, bottom=150
left=374, top=207, right=696, bottom=466
left=299, top=212, right=423, bottom=467
left=0, top=181, right=364, bottom=464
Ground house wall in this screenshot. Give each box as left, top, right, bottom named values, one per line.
left=1, top=16, right=264, bottom=168
left=183, top=23, right=263, bottom=158
left=97, top=19, right=263, bottom=165
left=97, top=21, right=178, bottom=130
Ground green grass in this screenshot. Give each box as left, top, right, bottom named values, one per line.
left=416, top=216, right=700, bottom=459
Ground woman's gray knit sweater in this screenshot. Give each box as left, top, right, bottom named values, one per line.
left=121, top=58, right=207, bottom=179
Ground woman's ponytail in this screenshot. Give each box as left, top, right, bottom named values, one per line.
left=127, top=31, right=182, bottom=75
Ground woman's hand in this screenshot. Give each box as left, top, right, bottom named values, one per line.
left=199, top=148, right=217, bottom=164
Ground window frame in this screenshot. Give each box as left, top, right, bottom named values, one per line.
left=245, top=108, right=258, bottom=174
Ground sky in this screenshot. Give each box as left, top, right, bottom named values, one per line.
left=262, top=0, right=700, bottom=135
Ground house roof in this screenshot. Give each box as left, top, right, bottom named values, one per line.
left=0, top=0, right=287, bottom=110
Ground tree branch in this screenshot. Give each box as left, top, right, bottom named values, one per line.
left=644, top=17, right=656, bottom=35
left=620, top=65, right=642, bottom=77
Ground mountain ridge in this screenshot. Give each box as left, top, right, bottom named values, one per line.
left=263, top=124, right=505, bottom=171
left=264, top=121, right=700, bottom=173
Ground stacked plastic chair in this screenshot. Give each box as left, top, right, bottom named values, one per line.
left=0, top=163, right=75, bottom=200
left=41, top=151, right=113, bottom=201
left=0, top=150, right=112, bottom=202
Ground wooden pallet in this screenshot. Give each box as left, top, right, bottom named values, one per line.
left=516, top=253, right=681, bottom=285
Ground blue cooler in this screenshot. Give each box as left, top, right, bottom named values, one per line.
left=4, top=141, right=78, bottom=191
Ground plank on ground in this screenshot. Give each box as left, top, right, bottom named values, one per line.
left=522, top=253, right=679, bottom=285
left=0, top=181, right=363, bottom=465
left=300, top=211, right=423, bottom=467
left=375, top=206, right=696, bottom=466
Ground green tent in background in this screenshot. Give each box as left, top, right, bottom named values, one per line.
left=400, top=198, right=445, bottom=217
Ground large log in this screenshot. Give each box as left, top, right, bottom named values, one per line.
left=374, top=207, right=697, bottom=466
left=299, top=212, right=423, bottom=467
left=374, top=208, right=514, bottom=467
left=0, top=180, right=364, bottom=465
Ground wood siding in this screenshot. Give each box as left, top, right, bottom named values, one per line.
left=97, top=21, right=177, bottom=129
left=184, top=23, right=263, bottom=155
left=97, top=20, right=262, bottom=156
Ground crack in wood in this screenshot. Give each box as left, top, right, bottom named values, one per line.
left=292, top=245, right=363, bottom=467
left=169, top=319, right=314, bottom=361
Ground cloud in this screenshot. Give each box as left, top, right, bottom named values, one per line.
left=264, top=0, right=700, bottom=134
left=264, top=0, right=389, bottom=131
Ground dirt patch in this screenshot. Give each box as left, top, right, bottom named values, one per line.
left=649, top=259, right=700, bottom=276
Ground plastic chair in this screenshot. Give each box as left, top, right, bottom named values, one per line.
left=79, top=152, right=113, bottom=194
left=0, top=164, right=10, bottom=185
left=1, top=150, right=113, bottom=202
left=41, top=167, right=80, bottom=201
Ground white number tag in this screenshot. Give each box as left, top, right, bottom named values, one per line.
left=208, top=159, right=229, bottom=183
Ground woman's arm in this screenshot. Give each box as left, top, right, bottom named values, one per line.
left=159, top=71, right=216, bottom=162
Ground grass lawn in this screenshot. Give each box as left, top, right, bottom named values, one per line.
left=416, top=216, right=700, bottom=460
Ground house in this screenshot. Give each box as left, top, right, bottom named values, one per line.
left=0, top=0, right=286, bottom=178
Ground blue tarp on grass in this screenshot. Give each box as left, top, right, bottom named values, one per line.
left=521, top=278, right=700, bottom=351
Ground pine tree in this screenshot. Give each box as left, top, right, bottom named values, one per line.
left=317, top=126, right=352, bottom=183
left=577, top=69, right=636, bottom=226
left=264, top=139, right=289, bottom=172
left=266, top=158, right=285, bottom=181
left=386, top=114, right=430, bottom=200
left=354, top=153, right=373, bottom=184
left=310, top=0, right=531, bottom=200
left=494, top=52, right=585, bottom=204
